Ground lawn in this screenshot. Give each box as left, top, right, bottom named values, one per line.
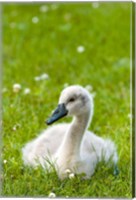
left=2, top=2, right=132, bottom=198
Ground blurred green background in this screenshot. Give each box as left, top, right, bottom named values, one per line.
left=2, top=2, right=131, bottom=197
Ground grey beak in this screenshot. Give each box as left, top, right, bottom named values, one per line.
left=46, top=103, right=68, bottom=125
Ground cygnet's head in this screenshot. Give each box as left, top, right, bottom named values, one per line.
left=46, top=85, right=93, bottom=125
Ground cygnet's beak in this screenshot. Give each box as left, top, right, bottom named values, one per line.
left=46, top=103, right=68, bottom=125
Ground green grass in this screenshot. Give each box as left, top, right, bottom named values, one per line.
left=2, top=2, right=131, bottom=198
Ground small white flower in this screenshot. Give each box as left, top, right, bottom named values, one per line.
left=32, top=16, right=39, bottom=24
left=69, top=173, right=75, bottom=179
left=34, top=73, right=49, bottom=81
left=92, top=2, right=99, bottom=8
left=40, top=5, right=49, bottom=12
left=85, top=85, right=93, bottom=92
left=24, top=88, right=31, bottom=94
left=12, top=124, right=21, bottom=131
left=77, top=46, right=85, bottom=53
left=65, top=168, right=71, bottom=174
left=12, top=126, right=17, bottom=131
left=40, top=73, right=49, bottom=80
left=13, top=83, right=21, bottom=93
left=48, top=192, right=56, bottom=198
left=3, top=160, right=7, bottom=164
left=34, top=76, right=41, bottom=81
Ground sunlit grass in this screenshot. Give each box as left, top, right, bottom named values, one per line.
left=2, top=2, right=131, bottom=198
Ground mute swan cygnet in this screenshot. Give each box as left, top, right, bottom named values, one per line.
left=22, top=85, right=118, bottom=179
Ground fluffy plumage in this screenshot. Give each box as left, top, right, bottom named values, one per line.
left=22, top=85, right=118, bottom=179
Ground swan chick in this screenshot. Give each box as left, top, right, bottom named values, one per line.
left=22, top=85, right=118, bottom=179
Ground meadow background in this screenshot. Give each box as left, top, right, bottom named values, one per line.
left=2, top=2, right=131, bottom=198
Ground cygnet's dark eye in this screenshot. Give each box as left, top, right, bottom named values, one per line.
left=69, top=97, right=75, bottom=103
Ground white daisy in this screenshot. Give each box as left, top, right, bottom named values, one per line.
left=24, top=88, right=31, bottom=94
left=48, top=192, right=56, bottom=198
left=32, top=16, right=39, bottom=24
left=12, top=126, right=17, bottom=131
left=3, top=160, right=7, bottom=164
left=40, top=5, right=49, bottom=12
left=34, top=73, right=49, bottom=81
left=12, top=124, right=21, bottom=131
left=69, top=173, right=75, bottom=179
left=40, top=73, right=49, bottom=80
left=77, top=46, right=85, bottom=53
left=34, top=76, right=41, bottom=81
left=65, top=168, right=71, bottom=174
left=13, top=83, right=21, bottom=93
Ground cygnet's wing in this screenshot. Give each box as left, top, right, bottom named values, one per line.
left=81, top=130, right=117, bottom=164
left=22, top=123, right=69, bottom=166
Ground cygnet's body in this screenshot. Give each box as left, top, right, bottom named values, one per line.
left=22, top=85, right=118, bottom=179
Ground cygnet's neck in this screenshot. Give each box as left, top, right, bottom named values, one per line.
left=59, top=109, right=92, bottom=160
